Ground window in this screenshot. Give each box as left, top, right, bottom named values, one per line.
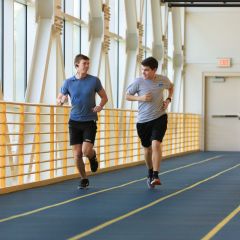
left=14, top=2, right=27, bottom=101
left=143, top=0, right=153, bottom=57
left=74, top=0, right=80, bottom=18
left=73, top=24, right=80, bottom=57
left=80, top=0, right=89, bottom=55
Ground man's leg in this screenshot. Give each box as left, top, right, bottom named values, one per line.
left=144, top=146, right=155, bottom=188
left=82, top=142, right=98, bottom=172
left=72, top=144, right=87, bottom=179
left=82, top=142, right=95, bottom=159
left=143, top=146, right=152, bottom=169
left=151, top=140, right=162, bottom=185
left=152, top=140, right=162, bottom=171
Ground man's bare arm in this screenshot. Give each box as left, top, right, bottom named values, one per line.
left=126, top=93, right=152, bottom=102
left=93, top=88, right=108, bottom=112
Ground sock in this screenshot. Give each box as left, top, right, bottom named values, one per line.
left=148, top=168, right=153, bottom=178
left=153, top=171, right=159, bottom=179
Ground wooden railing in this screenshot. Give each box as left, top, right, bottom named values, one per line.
left=0, top=101, right=201, bottom=194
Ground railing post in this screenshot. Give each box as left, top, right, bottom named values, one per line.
left=35, top=106, right=41, bottom=181
left=0, top=103, right=6, bottom=188
left=96, top=112, right=101, bottom=170
left=63, top=107, right=68, bottom=176
left=105, top=109, right=110, bottom=168
left=129, top=111, right=134, bottom=162
left=114, top=110, right=119, bottom=166
left=50, top=106, right=54, bottom=178
left=122, top=111, right=127, bottom=164
left=18, top=105, right=24, bottom=185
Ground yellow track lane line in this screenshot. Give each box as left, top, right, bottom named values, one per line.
left=0, top=155, right=221, bottom=223
left=201, top=204, right=240, bottom=240
left=68, top=163, right=240, bottom=240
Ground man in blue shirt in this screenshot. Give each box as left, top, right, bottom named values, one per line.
left=126, top=57, right=173, bottom=189
left=57, top=54, right=108, bottom=189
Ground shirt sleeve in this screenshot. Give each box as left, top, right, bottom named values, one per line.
left=95, top=78, right=103, bottom=92
left=61, top=80, right=69, bottom=95
left=126, top=80, right=139, bottom=95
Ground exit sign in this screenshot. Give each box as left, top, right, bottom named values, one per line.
left=217, top=58, right=231, bottom=68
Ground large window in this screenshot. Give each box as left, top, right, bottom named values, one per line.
left=143, top=0, right=153, bottom=57
left=14, top=2, right=27, bottom=101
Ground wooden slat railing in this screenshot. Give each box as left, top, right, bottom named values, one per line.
left=0, top=101, right=201, bottom=194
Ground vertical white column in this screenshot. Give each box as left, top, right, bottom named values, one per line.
left=151, top=0, right=163, bottom=72
left=121, top=0, right=138, bottom=109
left=171, top=8, right=183, bottom=112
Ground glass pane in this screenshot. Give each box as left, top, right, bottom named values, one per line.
left=80, top=26, right=89, bottom=56
left=14, top=2, right=27, bottom=101
left=80, top=0, right=89, bottom=22
left=73, top=24, right=80, bottom=72
left=109, top=39, right=118, bottom=107
left=119, top=0, right=126, bottom=38
left=168, top=12, right=173, bottom=59
left=109, top=0, right=117, bottom=34
left=118, top=41, right=126, bottom=107
left=73, top=0, right=80, bottom=18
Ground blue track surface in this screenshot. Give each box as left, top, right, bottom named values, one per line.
left=0, top=151, right=239, bottom=240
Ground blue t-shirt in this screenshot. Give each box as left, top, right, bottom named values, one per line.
left=61, top=74, right=103, bottom=121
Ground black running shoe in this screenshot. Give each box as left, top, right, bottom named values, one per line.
left=89, top=150, right=98, bottom=172
left=78, top=179, right=89, bottom=189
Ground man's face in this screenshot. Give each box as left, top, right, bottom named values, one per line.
left=76, top=59, right=90, bottom=74
left=141, top=65, right=156, bottom=80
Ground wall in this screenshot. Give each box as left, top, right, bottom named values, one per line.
left=185, top=8, right=240, bottom=114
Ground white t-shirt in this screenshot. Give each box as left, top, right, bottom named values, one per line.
left=126, top=74, right=172, bottom=123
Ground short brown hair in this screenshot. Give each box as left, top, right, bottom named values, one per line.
left=141, top=57, right=158, bottom=70
left=74, top=54, right=90, bottom=67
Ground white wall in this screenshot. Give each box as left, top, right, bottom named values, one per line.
left=185, top=8, right=240, bottom=114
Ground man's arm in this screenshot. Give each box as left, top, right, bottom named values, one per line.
left=167, top=83, right=174, bottom=100
left=126, top=93, right=152, bottom=102
left=163, top=83, right=174, bottom=109
left=93, top=88, right=108, bottom=112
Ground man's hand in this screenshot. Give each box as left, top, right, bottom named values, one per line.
left=57, top=94, right=68, bottom=106
left=140, top=93, right=152, bottom=102
left=92, top=105, right=103, bottom=112
left=163, top=98, right=171, bottom=110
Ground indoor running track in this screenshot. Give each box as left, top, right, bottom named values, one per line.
left=0, top=151, right=240, bottom=240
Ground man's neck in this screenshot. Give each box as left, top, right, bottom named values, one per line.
left=149, top=74, right=157, bottom=81
left=76, top=73, right=87, bottom=79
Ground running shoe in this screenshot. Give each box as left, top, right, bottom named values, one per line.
left=147, top=177, right=155, bottom=189
left=151, top=177, right=162, bottom=186
left=89, top=150, right=98, bottom=172
left=78, top=179, right=89, bottom=189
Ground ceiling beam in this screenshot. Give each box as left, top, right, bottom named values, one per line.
left=162, top=0, right=240, bottom=2
left=168, top=3, right=240, bottom=6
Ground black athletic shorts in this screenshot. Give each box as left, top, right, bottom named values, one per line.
left=68, top=119, right=97, bottom=146
left=136, top=114, right=168, bottom=148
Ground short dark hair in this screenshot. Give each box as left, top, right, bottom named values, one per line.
left=141, top=57, right=158, bottom=70
left=74, top=54, right=90, bottom=67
